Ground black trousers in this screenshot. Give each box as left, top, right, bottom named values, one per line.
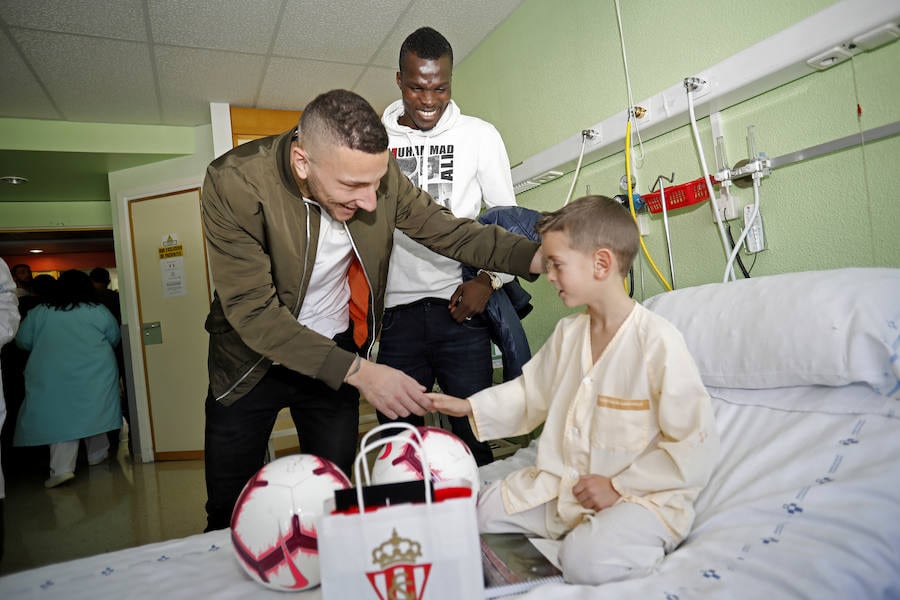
left=203, top=332, right=360, bottom=532
left=375, top=299, right=495, bottom=466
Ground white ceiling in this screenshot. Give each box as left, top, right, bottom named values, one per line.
left=0, top=0, right=522, bottom=257
left=0, top=0, right=523, bottom=126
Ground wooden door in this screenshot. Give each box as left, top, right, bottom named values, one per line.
left=129, top=188, right=211, bottom=459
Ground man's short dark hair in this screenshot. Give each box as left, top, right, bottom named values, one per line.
left=399, top=27, right=453, bottom=69
left=298, top=90, right=388, bottom=154
left=32, top=274, right=57, bottom=298
left=90, top=267, right=111, bottom=285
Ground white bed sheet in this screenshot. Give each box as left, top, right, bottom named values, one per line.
left=492, top=384, right=900, bottom=599
left=0, top=528, right=323, bottom=600
left=3, top=385, right=898, bottom=600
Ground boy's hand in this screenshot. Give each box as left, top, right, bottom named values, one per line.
left=573, top=475, right=621, bottom=512
left=427, top=392, right=472, bottom=417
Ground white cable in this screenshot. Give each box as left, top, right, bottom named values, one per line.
left=850, top=56, right=876, bottom=262
left=638, top=249, right=645, bottom=298
left=613, top=0, right=645, bottom=165
left=659, top=183, right=676, bottom=289
left=723, top=174, right=760, bottom=283
left=564, top=134, right=588, bottom=206
left=686, top=88, right=736, bottom=281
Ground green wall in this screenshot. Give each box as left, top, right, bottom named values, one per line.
left=453, top=0, right=900, bottom=348
left=0, top=118, right=194, bottom=213
left=0, top=201, right=116, bottom=227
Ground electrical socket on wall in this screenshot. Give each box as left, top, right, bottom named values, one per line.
left=743, top=204, right=766, bottom=253
left=632, top=104, right=651, bottom=125
left=684, top=76, right=711, bottom=99
left=713, top=191, right=740, bottom=222
left=637, top=212, right=650, bottom=237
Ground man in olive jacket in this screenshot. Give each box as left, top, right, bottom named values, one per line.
left=201, top=89, right=542, bottom=531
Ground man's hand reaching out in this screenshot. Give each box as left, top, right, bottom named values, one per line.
left=345, top=358, right=431, bottom=419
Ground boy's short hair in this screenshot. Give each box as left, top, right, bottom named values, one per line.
left=535, top=195, right=639, bottom=277
left=400, top=27, right=454, bottom=69
left=298, top=89, right=388, bottom=154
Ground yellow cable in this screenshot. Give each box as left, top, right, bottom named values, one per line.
left=625, top=119, right=673, bottom=292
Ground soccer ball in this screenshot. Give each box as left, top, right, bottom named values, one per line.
left=230, top=454, right=351, bottom=591
left=370, top=426, right=480, bottom=494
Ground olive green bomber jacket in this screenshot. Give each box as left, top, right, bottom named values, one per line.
left=201, top=129, right=540, bottom=406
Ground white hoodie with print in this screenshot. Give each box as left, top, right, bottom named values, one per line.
left=382, top=99, right=517, bottom=308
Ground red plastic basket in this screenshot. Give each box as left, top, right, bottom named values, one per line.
left=642, top=176, right=715, bottom=214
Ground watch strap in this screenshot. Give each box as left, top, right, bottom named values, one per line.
left=477, top=269, right=503, bottom=291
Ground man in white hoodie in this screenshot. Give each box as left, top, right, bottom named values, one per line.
left=377, top=27, right=518, bottom=465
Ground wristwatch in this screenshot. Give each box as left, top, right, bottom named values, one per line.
left=477, top=269, right=503, bottom=291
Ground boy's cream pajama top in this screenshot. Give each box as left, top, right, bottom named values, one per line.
left=468, top=303, right=720, bottom=540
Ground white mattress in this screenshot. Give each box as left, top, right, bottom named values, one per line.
left=489, top=384, right=900, bottom=599
left=3, top=384, right=898, bottom=599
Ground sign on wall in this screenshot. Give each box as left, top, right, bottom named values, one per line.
left=158, top=233, right=186, bottom=297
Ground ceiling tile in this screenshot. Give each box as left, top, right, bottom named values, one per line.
left=0, top=0, right=148, bottom=42
left=257, top=57, right=365, bottom=112
left=370, top=0, right=522, bottom=68
left=11, top=29, right=160, bottom=124
left=148, top=0, right=283, bottom=54
left=155, top=46, right=267, bottom=126
left=0, top=0, right=520, bottom=129
left=0, top=29, right=60, bottom=119
left=354, top=66, right=403, bottom=116
left=273, top=0, right=409, bottom=63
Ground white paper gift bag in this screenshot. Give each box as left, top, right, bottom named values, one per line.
left=319, top=423, right=484, bottom=600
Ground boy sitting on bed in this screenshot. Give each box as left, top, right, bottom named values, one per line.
left=430, top=195, right=720, bottom=585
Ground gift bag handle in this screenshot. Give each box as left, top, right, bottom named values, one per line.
left=353, top=422, right=432, bottom=512
left=357, top=422, right=429, bottom=484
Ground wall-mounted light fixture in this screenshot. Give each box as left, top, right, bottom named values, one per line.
left=1, top=176, right=29, bottom=185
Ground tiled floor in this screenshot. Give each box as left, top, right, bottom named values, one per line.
left=1, top=441, right=206, bottom=576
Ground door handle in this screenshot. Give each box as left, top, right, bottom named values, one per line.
left=142, top=321, right=163, bottom=345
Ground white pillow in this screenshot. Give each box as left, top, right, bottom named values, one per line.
left=643, top=268, right=900, bottom=398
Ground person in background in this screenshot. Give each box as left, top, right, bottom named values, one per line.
left=90, top=267, right=128, bottom=456
left=10, top=264, right=32, bottom=299
left=431, top=196, right=719, bottom=585
left=200, top=89, right=543, bottom=531
left=0, top=259, right=22, bottom=562
left=90, top=267, right=121, bottom=323
left=376, top=27, right=518, bottom=465
left=17, top=273, right=57, bottom=317
left=13, top=269, right=122, bottom=488
left=0, top=273, right=55, bottom=480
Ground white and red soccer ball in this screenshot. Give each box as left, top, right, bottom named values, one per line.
left=230, top=454, right=351, bottom=591
left=370, top=426, right=480, bottom=494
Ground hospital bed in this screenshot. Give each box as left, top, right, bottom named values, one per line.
left=480, top=266, right=900, bottom=598
left=2, top=267, right=897, bottom=599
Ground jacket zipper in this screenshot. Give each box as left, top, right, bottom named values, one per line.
left=214, top=206, right=314, bottom=403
